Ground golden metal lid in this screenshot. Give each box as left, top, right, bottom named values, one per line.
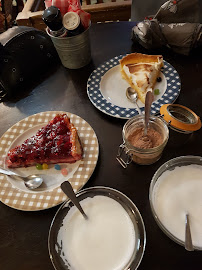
left=160, top=104, right=201, bottom=133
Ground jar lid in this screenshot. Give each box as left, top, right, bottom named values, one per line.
left=160, top=104, right=201, bottom=133
left=63, top=12, right=80, bottom=31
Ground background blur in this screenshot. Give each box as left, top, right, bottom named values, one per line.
left=0, top=0, right=27, bottom=32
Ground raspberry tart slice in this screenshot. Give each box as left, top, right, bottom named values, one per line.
left=6, top=114, right=83, bottom=168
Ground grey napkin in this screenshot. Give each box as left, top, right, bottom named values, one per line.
left=132, top=0, right=202, bottom=55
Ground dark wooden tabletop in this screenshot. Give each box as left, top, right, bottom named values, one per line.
left=0, top=21, right=202, bottom=270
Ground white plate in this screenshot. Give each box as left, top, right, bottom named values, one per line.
left=100, top=65, right=167, bottom=108
left=87, top=55, right=181, bottom=119
left=0, top=111, right=99, bottom=211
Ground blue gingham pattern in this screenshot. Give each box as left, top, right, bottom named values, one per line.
left=87, top=55, right=181, bottom=119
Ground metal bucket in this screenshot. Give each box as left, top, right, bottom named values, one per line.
left=47, top=25, right=91, bottom=69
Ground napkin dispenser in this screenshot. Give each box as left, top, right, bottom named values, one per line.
left=0, top=26, right=59, bottom=100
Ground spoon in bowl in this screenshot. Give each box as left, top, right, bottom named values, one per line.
left=126, top=87, right=142, bottom=115
left=185, top=213, right=194, bottom=251
left=0, top=166, right=43, bottom=190
left=61, top=181, right=88, bottom=220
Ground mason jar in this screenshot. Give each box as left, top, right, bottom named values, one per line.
left=117, top=115, right=169, bottom=167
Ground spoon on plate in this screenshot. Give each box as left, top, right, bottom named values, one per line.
left=0, top=166, right=43, bottom=190
left=144, top=89, right=154, bottom=136
left=185, top=213, right=194, bottom=251
left=126, top=87, right=142, bottom=115
left=61, top=181, right=88, bottom=220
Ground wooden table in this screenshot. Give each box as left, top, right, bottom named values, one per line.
left=0, top=22, right=202, bottom=270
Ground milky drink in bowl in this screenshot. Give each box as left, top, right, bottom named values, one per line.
left=150, top=155, right=202, bottom=249
left=49, top=186, right=146, bottom=270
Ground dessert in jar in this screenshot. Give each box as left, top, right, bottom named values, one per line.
left=117, top=115, right=169, bottom=167
left=127, top=126, right=163, bottom=149
left=117, top=104, right=201, bottom=168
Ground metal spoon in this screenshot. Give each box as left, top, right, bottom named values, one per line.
left=144, top=89, right=154, bottom=135
left=126, top=87, right=142, bottom=115
left=61, top=181, right=88, bottom=220
left=0, top=167, right=43, bottom=190
left=185, top=213, right=194, bottom=251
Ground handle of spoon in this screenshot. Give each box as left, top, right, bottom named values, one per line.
left=136, top=102, right=142, bottom=115
left=61, top=181, right=88, bottom=220
left=144, top=89, right=154, bottom=135
left=185, top=213, right=194, bottom=251
left=0, top=166, right=29, bottom=183
left=0, top=166, right=19, bottom=177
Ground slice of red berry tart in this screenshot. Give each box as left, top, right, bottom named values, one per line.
left=6, top=114, right=83, bottom=168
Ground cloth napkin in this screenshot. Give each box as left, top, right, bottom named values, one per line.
left=132, top=0, right=202, bottom=55
left=44, top=0, right=91, bottom=29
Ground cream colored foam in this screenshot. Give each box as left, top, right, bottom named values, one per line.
left=57, top=195, right=136, bottom=270
left=153, top=165, right=202, bottom=248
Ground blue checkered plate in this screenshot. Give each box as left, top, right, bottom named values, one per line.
left=87, top=55, right=181, bottom=119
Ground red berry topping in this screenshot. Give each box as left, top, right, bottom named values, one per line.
left=6, top=114, right=83, bottom=168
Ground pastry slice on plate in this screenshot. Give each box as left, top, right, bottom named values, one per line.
left=120, top=53, right=163, bottom=103
left=6, top=114, right=83, bottom=168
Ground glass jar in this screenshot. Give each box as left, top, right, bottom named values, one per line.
left=117, top=115, right=169, bottom=167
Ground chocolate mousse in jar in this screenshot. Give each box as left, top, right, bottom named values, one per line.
left=117, top=115, right=169, bottom=167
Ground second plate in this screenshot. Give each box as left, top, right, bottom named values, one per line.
left=87, top=55, right=181, bottom=119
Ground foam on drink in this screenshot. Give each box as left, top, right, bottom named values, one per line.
left=57, top=195, right=136, bottom=270
left=152, top=164, right=202, bottom=248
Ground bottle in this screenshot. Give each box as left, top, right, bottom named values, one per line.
left=42, top=6, right=67, bottom=37
left=62, top=12, right=84, bottom=37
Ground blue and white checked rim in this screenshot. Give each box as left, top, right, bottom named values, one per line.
left=87, top=55, right=181, bottom=119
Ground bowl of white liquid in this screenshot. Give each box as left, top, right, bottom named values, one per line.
left=150, top=155, right=202, bottom=250
left=48, top=186, right=146, bottom=270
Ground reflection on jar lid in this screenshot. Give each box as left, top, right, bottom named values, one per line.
left=160, top=104, right=201, bottom=133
